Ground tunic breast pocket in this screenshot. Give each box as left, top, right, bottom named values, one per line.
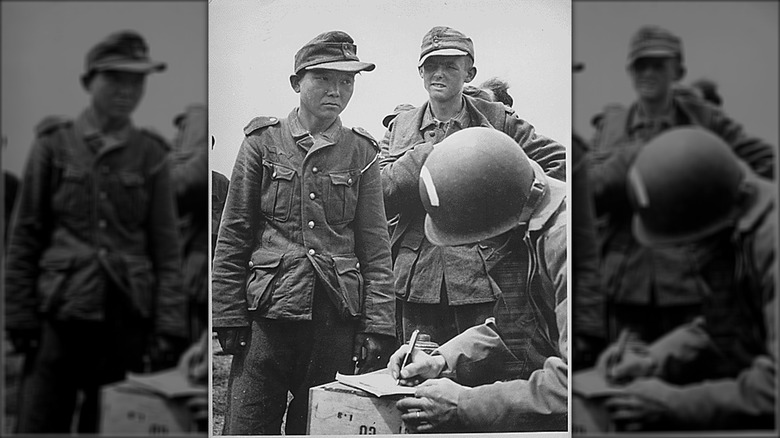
left=53, top=166, right=89, bottom=217
left=261, top=161, right=296, bottom=222
left=111, top=172, right=149, bottom=225
left=325, top=171, right=361, bottom=225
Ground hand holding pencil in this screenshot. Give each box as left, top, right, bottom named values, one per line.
left=597, top=329, right=656, bottom=384
left=387, top=330, right=447, bottom=386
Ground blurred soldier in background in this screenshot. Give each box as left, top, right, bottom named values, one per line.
left=596, top=128, right=775, bottom=431
left=478, top=77, right=513, bottom=108
left=380, top=26, right=566, bottom=350
left=389, top=127, right=567, bottom=433
left=588, top=25, right=775, bottom=344
left=4, top=30, right=187, bottom=433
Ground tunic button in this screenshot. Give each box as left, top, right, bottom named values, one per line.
left=272, top=172, right=277, bottom=178
left=356, top=262, right=360, bottom=269
left=248, top=261, right=254, bottom=268
left=309, top=192, right=316, bottom=200
left=347, top=178, right=353, bottom=185
left=312, top=167, right=319, bottom=173
left=308, top=249, right=316, bottom=256
left=308, top=221, right=315, bottom=229
left=269, top=117, right=277, bottom=122
left=98, top=219, right=107, bottom=229
left=428, top=131, right=435, bottom=137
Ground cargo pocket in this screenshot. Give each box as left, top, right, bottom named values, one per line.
left=37, top=257, right=73, bottom=315
left=246, top=253, right=283, bottom=312
left=331, top=256, right=364, bottom=320
left=325, top=171, right=360, bottom=225
left=261, top=161, right=296, bottom=222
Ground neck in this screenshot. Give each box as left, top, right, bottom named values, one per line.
left=90, top=107, right=128, bottom=133
left=297, top=107, right=336, bottom=136
left=429, top=94, right=464, bottom=121
left=639, top=93, right=672, bottom=119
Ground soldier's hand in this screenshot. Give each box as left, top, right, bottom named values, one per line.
left=388, top=343, right=446, bottom=386
left=7, top=328, right=41, bottom=355
left=215, top=326, right=250, bottom=355
left=353, top=333, right=395, bottom=374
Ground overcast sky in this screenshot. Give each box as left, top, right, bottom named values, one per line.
left=209, top=0, right=572, bottom=177
left=1, top=1, right=207, bottom=176
left=573, top=1, right=779, bottom=148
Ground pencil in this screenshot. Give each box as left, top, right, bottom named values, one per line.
left=608, top=328, right=631, bottom=381
left=397, top=329, right=420, bottom=385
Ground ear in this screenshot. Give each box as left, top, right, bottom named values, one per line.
left=418, top=66, right=424, bottom=78
left=289, top=74, right=301, bottom=93
left=676, top=64, right=687, bottom=81
left=80, top=73, right=93, bottom=91
left=465, top=66, right=477, bottom=83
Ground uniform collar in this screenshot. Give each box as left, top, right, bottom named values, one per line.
left=76, top=107, right=133, bottom=152
left=420, top=96, right=470, bottom=132
left=629, top=100, right=677, bottom=136
left=289, top=108, right=342, bottom=150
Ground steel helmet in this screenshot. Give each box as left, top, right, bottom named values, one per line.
left=628, top=127, right=747, bottom=246
left=419, top=127, right=548, bottom=246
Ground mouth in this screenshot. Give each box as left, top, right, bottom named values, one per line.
left=322, top=102, right=341, bottom=109
left=430, top=83, right=447, bottom=90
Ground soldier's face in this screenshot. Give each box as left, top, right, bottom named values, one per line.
left=294, top=69, right=355, bottom=123
left=420, top=56, right=475, bottom=104
left=629, top=57, right=678, bottom=102
left=88, top=71, right=146, bottom=120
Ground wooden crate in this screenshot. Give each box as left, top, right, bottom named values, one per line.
left=307, top=381, right=409, bottom=435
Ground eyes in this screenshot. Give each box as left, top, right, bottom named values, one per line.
left=313, top=74, right=353, bottom=86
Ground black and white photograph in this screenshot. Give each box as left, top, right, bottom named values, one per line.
left=571, top=1, right=778, bottom=434
left=1, top=1, right=208, bottom=435
left=209, top=0, right=570, bottom=435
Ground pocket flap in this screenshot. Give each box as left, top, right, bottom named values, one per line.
left=39, top=256, right=73, bottom=270
left=250, top=251, right=283, bottom=269
left=63, top=167, right=87, bottom=180
left=119, top=172, right=145, bottom=186
left=329, top=171, right=358, bottom=187
left=333, top=256, right=360, bottom=274
left=263, top=162, right=295, bottom=181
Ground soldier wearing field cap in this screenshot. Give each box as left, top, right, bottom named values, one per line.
left=5, top=30, right=185, bottom=433
left=212, top=30, right=395, bottom=435
left=379, top=26, right=565, bottom=354
left=587, top=25, right=775, bottom=346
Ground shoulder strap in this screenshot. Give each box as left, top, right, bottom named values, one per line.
left=243, top=116, right=280, bottom=136
left=351, top=126, right=380, bottom=153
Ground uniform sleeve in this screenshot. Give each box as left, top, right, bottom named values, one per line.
left=709, top=108, right=775, bottom=179
left=352, top=153, right=396, bottom=337
left=435, top=222, right=569, bottom=431
left=211, top=137, right=264, bottom=328
left=4, top=137, right=55, bottom=330
left=378, top=128, right=434, bottom=218
left=145, top=148, right=187, bottom=338
left=587, top=140, right=644, bottom=216
left=503, top=113, right=567, bottom=182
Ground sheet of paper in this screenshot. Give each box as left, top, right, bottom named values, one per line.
left=572, top=368, right=628, bottom=398
left=335, top=369, right=418, bottom=397
left=126, top=368, right=207, bottom=398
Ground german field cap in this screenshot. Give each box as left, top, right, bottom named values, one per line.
left=294, top=31, right=375, bottom=74
left=419, top=26, right=474, bottom=67
left=85, top=30, right=166, bottom=74
left=628, top=25, right=683, bottom=66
